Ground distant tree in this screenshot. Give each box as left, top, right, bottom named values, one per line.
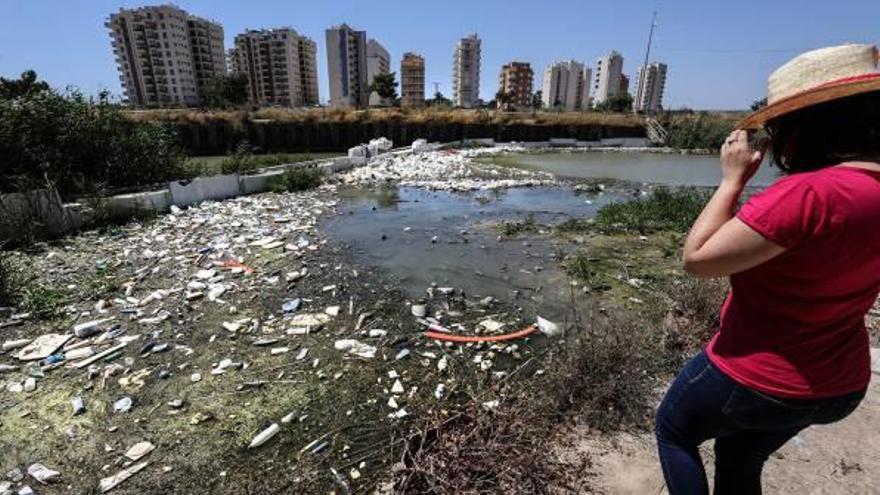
left=369, top=72, right=398, bottom=103
left=429, top=91, right=452, bottom=107
left=495, top=90, right=513, bottom=111
left=0, top=70, right=50, bottom=100
left=750, top=97, right=768, bottom=111
left=531, top=90, right=543, bottom=110
left=201, top=73, right=248, bottom=108
left=594, top=93, right=633, bottom=113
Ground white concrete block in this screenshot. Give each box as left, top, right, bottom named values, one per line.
left=169, top=174, right=240, bottom=207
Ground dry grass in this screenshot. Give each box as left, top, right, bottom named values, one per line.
left=123, top=107, right=645, bottom=127
left=395, top=300, right=681, bottom=494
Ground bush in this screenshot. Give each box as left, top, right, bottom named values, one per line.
left=0, top=72, right=185, bottom=197
left=0, top=252, right=20, bottom=307
left=219, top=141, right=254, bottom=175
left=271, top=167, right=323, bottom=192
left=595, top=187, right=710, bottom=234
left=665, top=113, right=736, bottom=151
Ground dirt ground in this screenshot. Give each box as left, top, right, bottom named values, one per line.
left=557, top=365, right=880, bottom=495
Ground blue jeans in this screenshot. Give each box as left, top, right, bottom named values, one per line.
left=655, top=351, right=865, bottom=495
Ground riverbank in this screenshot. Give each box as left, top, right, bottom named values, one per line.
left=1, top=146, right=875, bottom=494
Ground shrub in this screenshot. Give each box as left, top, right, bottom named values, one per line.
left=594, top=187, right=710, bottom=234
left=219, top=141, right=254, bottom=174
left=0, top=251, right=20, bottom=307
left=0, top=73, right=185, bottom=197
left=665, top=113, right=736, bottom=151
left=271, top=167, right=323, bottom=192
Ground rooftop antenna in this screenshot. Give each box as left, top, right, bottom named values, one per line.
left=636, top=11, right=658, bottom=113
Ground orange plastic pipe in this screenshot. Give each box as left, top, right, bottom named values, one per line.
left=423, top=325, right=538, bottom=343
left=215, top=259, right=255, bottom=274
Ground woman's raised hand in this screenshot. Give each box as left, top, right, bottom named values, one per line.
left=720, top=129, right=765, bottom=188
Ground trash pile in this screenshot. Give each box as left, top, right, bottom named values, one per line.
left=0, top=187, right=343, bottom=492
left=0, top=179, right=564, bottom=492
left=341, top=146, right=556, bottom=191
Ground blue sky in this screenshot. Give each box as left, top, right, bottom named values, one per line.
left=1, top=0, right=878, bottom=109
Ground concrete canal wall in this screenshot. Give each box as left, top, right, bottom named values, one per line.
left=0, top=136, right=648, bottom=243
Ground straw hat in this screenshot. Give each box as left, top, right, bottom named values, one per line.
left=739, top=44, right=880, bottom=129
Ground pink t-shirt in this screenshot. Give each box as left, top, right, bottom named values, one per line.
left=707, top=165, right=880, bottom=399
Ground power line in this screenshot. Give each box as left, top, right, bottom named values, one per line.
left=654, top=46, right=809, bottom=54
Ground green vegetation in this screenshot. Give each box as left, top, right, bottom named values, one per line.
left=368, top=72, right=398, bottom=101
left=0, top=251, right=66, bottom=317
left=594, top=187, right=710, bottom=234
left=497, top=213, right=537, bottom=237
left=200, top=73, right=248, bottom=108
left=664, top=113, right=736, bottom=151
left=20, top=285, right=66, bottom=318
left=270, top=167, right=324, bottom=192
left=0, top=252, right=20, bottom=307
left=185, top=150, right=341, bottom=177
left=594, top=93, right=634, bottom=113
left=0, top=71, right=185, bottom=197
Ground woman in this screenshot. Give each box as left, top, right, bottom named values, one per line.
left=655, top=44, right=880, bottom=495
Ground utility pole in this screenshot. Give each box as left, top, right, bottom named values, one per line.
left=636, top=11, right=658, bottom=114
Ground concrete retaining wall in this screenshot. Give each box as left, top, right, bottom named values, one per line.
left=169, top=174, right=240, bottom=207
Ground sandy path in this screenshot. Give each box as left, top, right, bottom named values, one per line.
left=560, top=369, right=880, bottom=494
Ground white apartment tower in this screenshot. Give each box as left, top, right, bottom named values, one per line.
left=366, top=39, right=391, bottom=106
left=634, top=62, right=668, bottom=113
left=542, top=60, right=592, bottom=111
left=232, top=28, right=319, bottom=107
left=107, top=4, right=225, bottom=106
left=593, top=51, right=624, bottom=106
left=325, top=23, right=368, bottom=108
left=452, top=34, right=481, bottom=108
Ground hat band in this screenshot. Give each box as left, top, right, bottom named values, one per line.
left=772, top=72, right=880, bottom=105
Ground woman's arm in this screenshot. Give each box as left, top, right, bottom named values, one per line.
left=682, top=130, right=786, bottom=278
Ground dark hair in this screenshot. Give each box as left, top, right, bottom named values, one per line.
left=765, top=90, right=880, bottom=174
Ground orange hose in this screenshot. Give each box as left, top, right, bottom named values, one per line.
left=424, top=325, right=538, bottom=343
left=215, top=259, right=255, bottom=275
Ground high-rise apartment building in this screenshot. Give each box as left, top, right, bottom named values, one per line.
left=619, top=74, right=630, bottom=96
left=366, top=39, right=391, bottom=106
left=452, top=34, right=481, bottom=108
left=634, top=62, right=668, bottom=112
left=325, top=23, right=368, bottom=108
left=400, top=52, right=425, bottom=108
left=593, top=51, right=624, bottom=106
left=498, top=61, right=533, bottom=109
left=298, top=37, right=319, bottom=106
left=541, top=60, right=591, bottom=111
left=107, top=4, right=225, bottom=106
left=231, top=28, right=318, bottom=107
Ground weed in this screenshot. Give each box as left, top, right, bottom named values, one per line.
left=594, top=187, right=710, bottom=234
left=497, top=213, right=537, bottom=237
left=20, top=285, right=66, bottom=318
left=563, top=251, right=608, bottom=290
left=549, top=307, right=670, bottom=430
left=81, top=266, right=117, bottom=301
left=0, top=251, right=22, bottom=307
left=219, top=141, right=253, bottom=175
left=271, top=167, right=323, bottom=193
left=555, top=218, right=593, bottom=234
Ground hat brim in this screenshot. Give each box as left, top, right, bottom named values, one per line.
left=739, top=74, right=880, bottom=130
